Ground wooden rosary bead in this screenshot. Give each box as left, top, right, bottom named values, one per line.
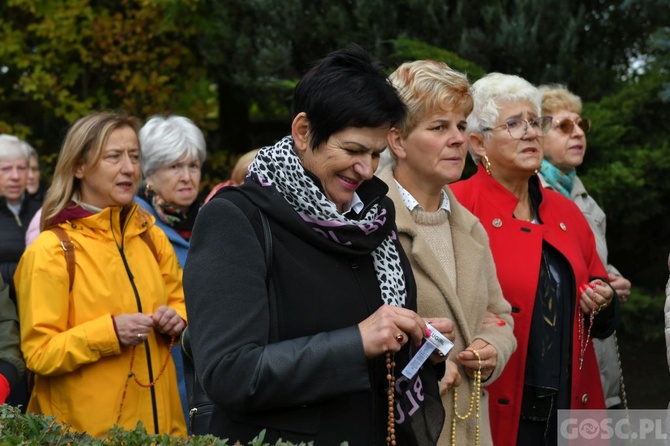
left=117, top=335, right=176, bottom=424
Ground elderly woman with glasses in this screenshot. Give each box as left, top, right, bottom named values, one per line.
left=538, top=84, right=631, bottom=411
left=450, top=73, right=619, bottom=446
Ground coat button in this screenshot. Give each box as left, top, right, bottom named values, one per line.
left=581, top=394, right=589, bottom=404
left=492, top=218, right=503, bottom=228
left=560, top=222, right=567, bottom=231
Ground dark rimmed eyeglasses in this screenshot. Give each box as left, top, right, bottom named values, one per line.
left=482, top=116, right=553, bottom=140
left=554, top=118, right=592, bottom=135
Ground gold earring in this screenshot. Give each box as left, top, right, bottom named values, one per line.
left=483, top=155, right=492, bottom=176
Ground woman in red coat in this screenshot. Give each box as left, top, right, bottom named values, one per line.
left=449, top=72, right=619, bottom=446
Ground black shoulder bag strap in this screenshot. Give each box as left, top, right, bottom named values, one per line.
left=259, top=209, right=278, bottom=342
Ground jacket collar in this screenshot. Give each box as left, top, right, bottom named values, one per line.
left=377, top=165, right=487, bottom=338
left=135, top=196, right=189, bottom=249
left=377, top=165, right=480, bottom=238
left=52, top=202, right=153, bottom=242
left=471, top=165, right=546, bottom=217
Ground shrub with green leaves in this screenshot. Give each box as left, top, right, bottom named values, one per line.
left=0, top=405, right=322, bottom=446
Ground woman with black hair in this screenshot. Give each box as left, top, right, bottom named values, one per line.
left=184, top=45, right=454, bottom=445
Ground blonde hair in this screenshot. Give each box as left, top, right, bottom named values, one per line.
left=388, top=60, right=472, bottom=138
left=41, top=112, right=141, bottom=229
left=539, top=84, right=583, bottom=116
left=231, top=149, right=259, bottom=185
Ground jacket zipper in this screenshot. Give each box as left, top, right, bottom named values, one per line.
left=113, top=207, right=160, bottom=434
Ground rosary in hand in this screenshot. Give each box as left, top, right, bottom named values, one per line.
left=116, top=335, right=176, bottom=424
left=578, top=279, right=608, bottom=370
left=386, top=324, right=454, bottom=445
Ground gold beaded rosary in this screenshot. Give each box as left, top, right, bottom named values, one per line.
left=451, top=349, right=481, bottom=446
left=116, top=336, right=176, bottom=424
left=386, top=352, right=397, bottom=446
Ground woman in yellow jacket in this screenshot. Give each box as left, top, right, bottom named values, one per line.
left=14, top=112, right=187, bottom=438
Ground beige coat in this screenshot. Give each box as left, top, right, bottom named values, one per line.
left=378, top=166, right=517, bottom=446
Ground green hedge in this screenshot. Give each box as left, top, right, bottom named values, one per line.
left=618, top=287, right=666, bottom=342
left=0, top=405, right=321, bottom=446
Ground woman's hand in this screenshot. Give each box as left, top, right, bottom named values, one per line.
left=151, top=305, right=186, bottom=337
left=114, top=313, right=154, bottom=346
left=425, top=317, right=456, bottom=342
left=579, top=279, right=614, bottom=315
left=457, top=338, right=498, bottom=382
left=425, top=317, right=456, bottom=364
left=480, top=310, right=507, bottom=330
left=358, top=304, right=430, bottom=359
left=608, top=273, right=631, bottom=304
left=440, top=360, right=462, bottom=395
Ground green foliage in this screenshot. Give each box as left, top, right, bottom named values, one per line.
left=388, top=38, right=486, bottom=81
left=0, top=0, right=214, bottom=148
left=579, top=70, right=670, bottom=288
left=619, top=288, right=665, bottom=342
left=0, top=404, right=323, bottom=446
left=650, top=26, right=670, bottom=101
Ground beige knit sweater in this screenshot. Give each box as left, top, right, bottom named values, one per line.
left=378, top=165, right=517, bottom=446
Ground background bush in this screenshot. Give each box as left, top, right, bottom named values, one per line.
left=0, top=405, right=319, bottom=446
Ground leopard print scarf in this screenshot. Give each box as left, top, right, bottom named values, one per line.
left=248, top=136, right=406, bottom=307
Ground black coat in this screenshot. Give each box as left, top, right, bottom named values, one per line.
left=184, top=177, right=433, bottom=446
left=0, top=194, right=41, bottom=303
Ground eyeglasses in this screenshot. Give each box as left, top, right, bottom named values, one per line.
left=482, top=116, right=553, bottom=139
left=554, top=118, right=591, bottom=135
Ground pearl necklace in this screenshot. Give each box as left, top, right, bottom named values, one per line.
left=451, top=349, right=481, bottom=446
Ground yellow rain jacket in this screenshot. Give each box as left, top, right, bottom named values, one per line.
left=15, top=204, right=187, bottom=438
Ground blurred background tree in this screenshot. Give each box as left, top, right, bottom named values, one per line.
left=1, top=0, right=669, bottom=378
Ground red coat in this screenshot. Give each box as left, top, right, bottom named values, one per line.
left=450, top=166, right=608, bottom=446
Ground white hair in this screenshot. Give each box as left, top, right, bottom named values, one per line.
left=139, top=115, right=207, bottom=177
left=0, top=134, right=32, bottom=162
left=466, top=73, right=541, bottom=162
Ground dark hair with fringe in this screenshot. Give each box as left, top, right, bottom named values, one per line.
left=292, top=44, right=406, bottom=150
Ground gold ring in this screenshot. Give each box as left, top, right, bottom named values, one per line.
left=137, top=333, right=142, bottom=339
left=395, top=333, right=404, bottom=343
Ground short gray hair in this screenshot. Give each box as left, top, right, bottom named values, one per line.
left=0, top=134, right=32, bottom=162
left=466, top=72, right=541, bottom=163
left=139, top=115, right=207, bottom=178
